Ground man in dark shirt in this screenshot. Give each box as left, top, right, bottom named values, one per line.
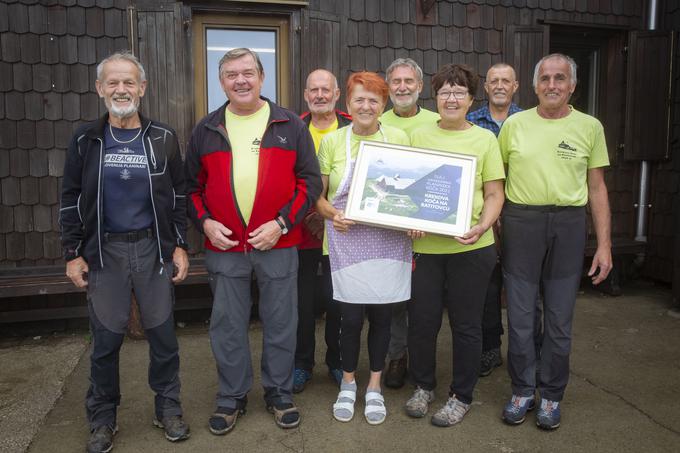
left=466, top=63, right=520, bottom=377
left=61, top=52, right=190, bottom=453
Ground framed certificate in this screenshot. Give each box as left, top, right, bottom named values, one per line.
left=345, top=141, right=477, bottom=237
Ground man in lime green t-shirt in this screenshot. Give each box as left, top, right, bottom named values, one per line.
left=379, top=58, right=439, bottom=389
left=498, top=54, right=612, bottom=431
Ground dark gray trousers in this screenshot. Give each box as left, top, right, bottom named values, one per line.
left=85, top=238, right=181, bottom=430
left=502, top=202, right=585, bottom=402
left=206, top=247, right=298, bottom=410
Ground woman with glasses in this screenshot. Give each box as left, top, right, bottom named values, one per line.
left=316, top=71, right=420, bottom=425
left=403, top=64, right=505, bottom=427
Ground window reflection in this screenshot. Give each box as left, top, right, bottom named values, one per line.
left=206, top=29, right=277, bottom=112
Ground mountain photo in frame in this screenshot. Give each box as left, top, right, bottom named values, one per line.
left=345, top=141, right=477, bottom=237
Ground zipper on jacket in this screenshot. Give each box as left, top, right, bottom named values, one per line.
left=141, top=124, right=164, bottom=265
left=96, top=138, right=104, bottom=268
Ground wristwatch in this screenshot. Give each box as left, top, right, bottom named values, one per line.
left=275, top=217, right=288, bottom=235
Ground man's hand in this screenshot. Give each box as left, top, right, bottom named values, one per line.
left=171, top=247, right=189, bottom=283
left=203, top=218, right=239, bottom=251
left=332, top=212, right=355, bottom=233
left=247, top=220, right=282, bottom=250
left=304, top=212, right=325, bottom=239
left=455, top=224, right=486, bottom=245
left=589, top=246, right=613, bottom=285
left=66, top=257, right=89, bottom=288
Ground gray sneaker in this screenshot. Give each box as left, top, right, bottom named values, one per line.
left=153, top=415, right=190, bottom=442
left=405, top=387, right=435, bottom=418
left=431, top=395, right=470, bottom=427
left=86, top=425, right=117, bottom=453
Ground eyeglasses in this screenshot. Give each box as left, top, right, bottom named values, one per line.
left=437, top=90, right=469, bottom=100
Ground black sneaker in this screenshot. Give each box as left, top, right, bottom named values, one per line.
left=384, top=355, right=408, bottom=389
left=86, top=425, right=117, bottom=453
left=153, top=415, right=190, bottom=442
left=479, top=348, right=502, bottom=377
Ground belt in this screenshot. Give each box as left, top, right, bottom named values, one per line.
left=104, top=228, right=154, bottom=243
left=505, top=201, right=584, bottom=213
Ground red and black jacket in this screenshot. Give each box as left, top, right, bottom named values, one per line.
left=186, top=98, right=322, bottom=253
left=299, top=109, right=352, bottom=128
left=298, top=109, right=352, bottom=250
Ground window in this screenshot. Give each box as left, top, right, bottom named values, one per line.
left=192, top=14, right=290, bottom=120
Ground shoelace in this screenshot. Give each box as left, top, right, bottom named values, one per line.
left=508, top=396, right=529, bottom=414
left=541, top=401, right=558, bottom=415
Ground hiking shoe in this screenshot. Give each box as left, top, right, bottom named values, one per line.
left=536, top=399, right=561, bottom=430
left=209, top=407, right=245, bottom=435
left=153, top=415, right=190, bottom=442
left=293, top=368, right=312, bottom=393
left=86, top=425, right=117, bottom=453
left=479, top=348, right=502, bottom=377
left=328, top=368, right=343, bottom=386
left=502, top=395, right=536, bottom=425
left=384, top=355, right=408, bottom=389
left=405, top=387, right=435, bottom=418
left=431, top=395, right=470, bottom=427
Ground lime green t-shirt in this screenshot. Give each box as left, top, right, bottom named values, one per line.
left=380, top=107, right=440, bottom=136
left=498, top=107, right=609, bottom=206
left=309, top=118, right=338, bottom=152
left=409, top=122, right=505, bottom=255
left=317, top=124, right=410, bottom=254
left=226, top=102, right=270, bottom=224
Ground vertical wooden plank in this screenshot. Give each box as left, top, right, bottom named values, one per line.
left=503, top=25, right=549, bottom=108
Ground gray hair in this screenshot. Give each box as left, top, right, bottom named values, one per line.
left=219, top=48, right=264, bottom=78
left=385, top=58, right=424, bottom=82
left=532, top=53, right=577, bottom=89
left=96, top=51, right=146, bottom=82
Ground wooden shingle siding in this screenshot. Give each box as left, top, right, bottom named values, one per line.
left=0, top=0, right=127, bottom=268
left=646, top=2, right=680, bottom=287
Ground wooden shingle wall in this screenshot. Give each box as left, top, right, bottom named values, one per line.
left=653, top=3, right=680, bottom=286
left=0, top=0, right=129, bottom=269
left=317, top=0, right=644, bottom=111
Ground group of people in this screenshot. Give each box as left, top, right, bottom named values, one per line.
left=61, top=48, right=612, bottom=453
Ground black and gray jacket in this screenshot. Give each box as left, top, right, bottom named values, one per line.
left=60, top=113, right=187, bottom=270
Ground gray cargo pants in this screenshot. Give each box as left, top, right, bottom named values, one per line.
left=206, top=247, right=298, bottom=410
left=502, top=202, right=586, bottom=402
left=85, top=238, right=182, bottom=430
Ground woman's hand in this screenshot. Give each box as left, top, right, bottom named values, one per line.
left=407, top=229, right=426, bottom=239
left=332, top=211, right=355, bottom=233
left=455, top=224, right=486, bottom=245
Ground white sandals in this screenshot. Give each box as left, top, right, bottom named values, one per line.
left=364, top=391, right=387, bottom=425
left=333, top=389, right=357, bottom=422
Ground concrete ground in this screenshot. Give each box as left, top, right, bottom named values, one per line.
left=1, top=281, right=679, bottom=453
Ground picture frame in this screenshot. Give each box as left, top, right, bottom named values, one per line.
left=345, top=141, right=477, bottom=237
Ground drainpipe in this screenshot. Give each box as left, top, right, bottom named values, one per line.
left=634, top=0, right=658, bottom=242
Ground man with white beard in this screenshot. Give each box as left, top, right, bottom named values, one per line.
left=294, top=69, right=352, bottom=392
left=380, top=58, right=438, bottom=389
left=61, top=51, right=190, bottom=452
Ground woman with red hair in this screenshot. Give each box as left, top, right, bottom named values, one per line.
left=316, top=71, right=418, bottom=425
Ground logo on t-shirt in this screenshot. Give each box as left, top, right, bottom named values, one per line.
left=120, top=168, right=132, bottom=180
left=251, top=138, right=261, bottom=155
left=556, top=140, right=577, bottom=160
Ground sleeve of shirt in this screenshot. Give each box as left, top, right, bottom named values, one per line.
left=497, top=119, right=511, bottom=164
left=317, top=133, right=332, bottom=175
left=481, top=132, right=506, bottom=182
left=587, top=119, right=610, bottom=169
